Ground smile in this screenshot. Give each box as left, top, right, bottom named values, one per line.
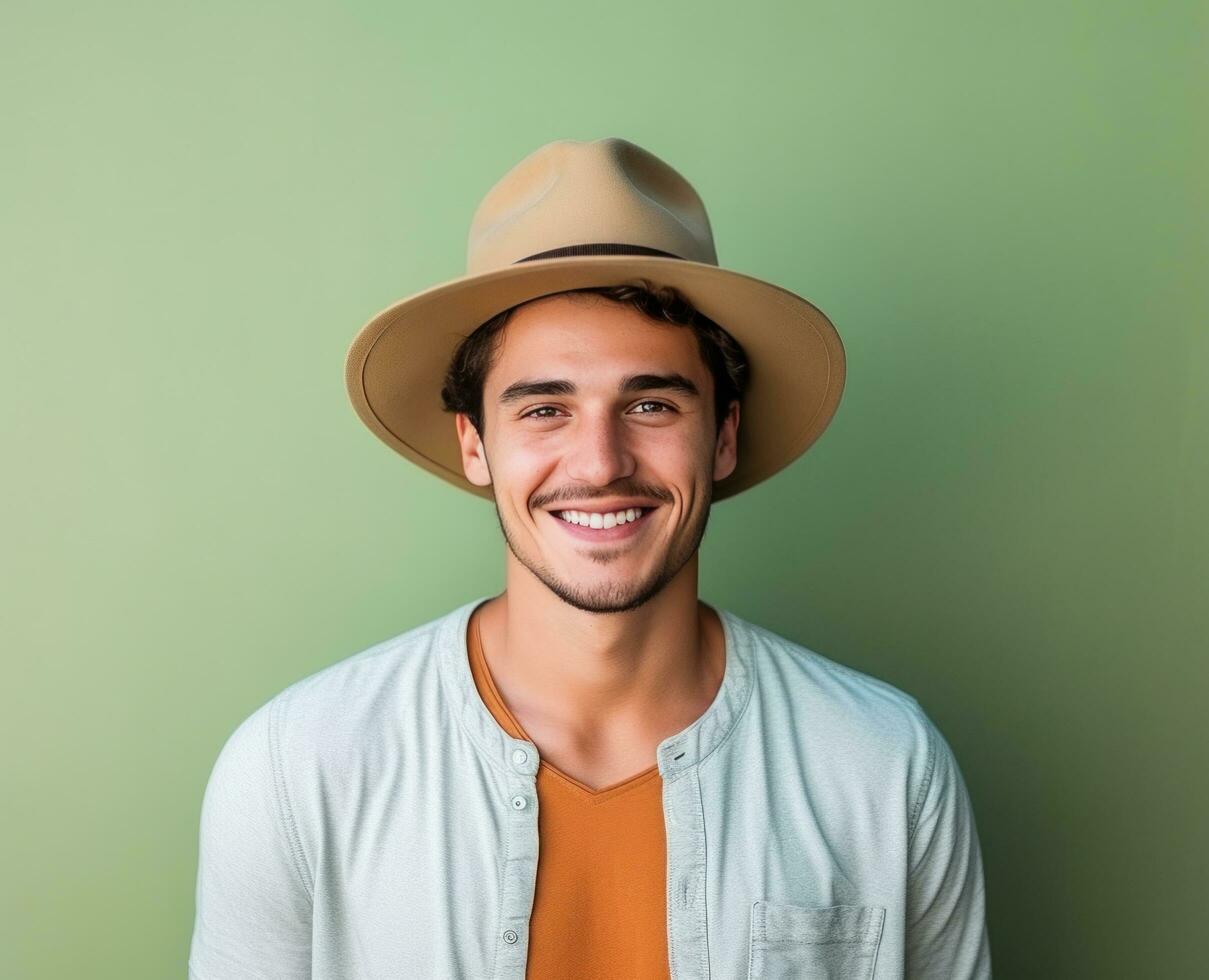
left=545, top=506, right=656, bottom=542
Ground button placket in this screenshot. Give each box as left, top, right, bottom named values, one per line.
left=663, top=763, right=710, bottom=980
left=496, top=741, right=539, bottom=978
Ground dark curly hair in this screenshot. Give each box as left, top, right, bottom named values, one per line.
left=440, top=279, right=749, bottom=442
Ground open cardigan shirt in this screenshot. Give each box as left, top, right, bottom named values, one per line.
left=189, top=595, right=992, bottom=979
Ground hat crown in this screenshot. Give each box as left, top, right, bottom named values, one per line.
left=466, top=138, right=719, bottom=274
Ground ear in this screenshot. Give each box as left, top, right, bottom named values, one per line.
left=712, top=399, right=740, bottom=482
left=455, top=413, right=492, bottom=487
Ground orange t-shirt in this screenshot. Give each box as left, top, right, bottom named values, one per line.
left=467, top=611, right=670, bottom=979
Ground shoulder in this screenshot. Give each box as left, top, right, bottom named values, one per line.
left=724, top=611, right=942, bottom=799
left=732, top=612, right=931, bottom=728
left=216, top=600, right=474, bottom=772
left=279, top=607, right=451, bottom=727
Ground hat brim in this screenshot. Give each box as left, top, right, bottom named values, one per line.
left=345, top=254, right=845, bottom=502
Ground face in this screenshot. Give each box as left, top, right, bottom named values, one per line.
left=455, top=291, right=740, bottom=614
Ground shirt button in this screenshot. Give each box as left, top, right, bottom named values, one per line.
left=511, top=795, right=527, bottom=810
left=511, top=748, right=528, bottom=767
left=503, top=929, right=519, bottom=944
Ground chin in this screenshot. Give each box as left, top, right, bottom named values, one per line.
left=541, top=570, right=674, bottom=615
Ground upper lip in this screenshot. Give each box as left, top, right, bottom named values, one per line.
left=546, top=499, right=662, bottom=513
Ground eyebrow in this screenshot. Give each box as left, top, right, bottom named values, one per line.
left=497, top=372, right=702, bottom=406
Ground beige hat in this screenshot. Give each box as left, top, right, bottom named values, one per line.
left=344, top=137, right=846, bottom=502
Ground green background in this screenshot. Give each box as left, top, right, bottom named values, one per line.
left=2, top=0, right=1205, bottom=976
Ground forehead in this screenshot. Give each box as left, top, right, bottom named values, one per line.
left=485, top=293, right=705, bottom=393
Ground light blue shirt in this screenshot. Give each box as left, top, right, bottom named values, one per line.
left=189, top=595, right=992, bottom=978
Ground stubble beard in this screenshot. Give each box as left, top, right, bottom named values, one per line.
left=492, top=486, right=714, bottom=615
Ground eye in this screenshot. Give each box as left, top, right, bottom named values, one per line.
left=519, top=405, right=562, bottom=419
left=631, top=400, right=676, bottom=414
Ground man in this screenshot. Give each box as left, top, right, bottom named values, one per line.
left=189, top=138, right=991, bottom=979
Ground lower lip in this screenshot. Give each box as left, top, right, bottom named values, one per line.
left=546, top=508, right=657, bottom=543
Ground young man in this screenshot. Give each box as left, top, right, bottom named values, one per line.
left=189, top=138, right=992, bottom=979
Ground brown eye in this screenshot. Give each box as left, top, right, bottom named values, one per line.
left=521, top=406, right=561, bottom=419
left=632, top=401, right=675, bottom=414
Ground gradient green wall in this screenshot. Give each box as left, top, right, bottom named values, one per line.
left=3, top=1, right=1205, bottom=976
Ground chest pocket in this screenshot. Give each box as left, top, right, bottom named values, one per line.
left=747, top=901, right=886, bottom=980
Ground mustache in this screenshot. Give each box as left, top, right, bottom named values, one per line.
left=534, top=486, right=673, bottom=508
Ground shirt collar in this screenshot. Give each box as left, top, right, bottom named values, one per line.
left=435, top=594, right=755, bottom=781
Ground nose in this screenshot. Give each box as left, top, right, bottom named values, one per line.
left=563, top=410, right=636, bottom=487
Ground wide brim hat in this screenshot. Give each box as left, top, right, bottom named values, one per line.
left=345, top=138, right=846, bottom=502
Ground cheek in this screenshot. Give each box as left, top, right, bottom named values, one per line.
left=496, top=437, right=557, bottom=472
left=647, top=428, right=713, bottom=470
left=490, top=439, right=558, bottom=500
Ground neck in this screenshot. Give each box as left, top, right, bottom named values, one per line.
left=473, top=566, right=725, bottom=752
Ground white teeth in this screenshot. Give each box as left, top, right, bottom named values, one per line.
left=556, top=507, right=645, bottom=527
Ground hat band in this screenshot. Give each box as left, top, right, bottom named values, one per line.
left=515, top=243, right=684, bottom=263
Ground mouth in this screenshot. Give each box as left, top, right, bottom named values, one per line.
left=544, top=506, right=658, bottom=543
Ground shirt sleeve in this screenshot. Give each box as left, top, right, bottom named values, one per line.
left=905, top=707, right=992, bottom=979
left=188, top=695, right=313, bottom=980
